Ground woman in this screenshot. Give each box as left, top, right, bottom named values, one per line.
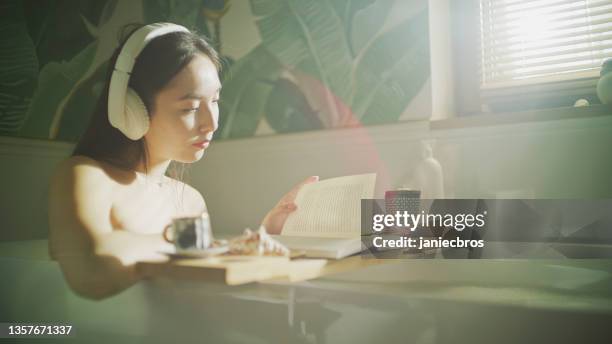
left=47, top=23, right=317, bottom=300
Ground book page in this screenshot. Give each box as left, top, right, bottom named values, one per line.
left=281, top=173, right=376, bottom=238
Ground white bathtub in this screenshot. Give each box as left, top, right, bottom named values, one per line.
left=1, top=239, right=611, bottom=344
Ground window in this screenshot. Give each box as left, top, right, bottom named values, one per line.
left=480, top=0, right=612, bottom=89
left=452, top=0, right=612, bottom=115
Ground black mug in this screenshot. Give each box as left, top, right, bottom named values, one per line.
left=162, top=213, right=213, bottom=251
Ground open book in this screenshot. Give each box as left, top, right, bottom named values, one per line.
left=271, top=173, right=376, bottom=259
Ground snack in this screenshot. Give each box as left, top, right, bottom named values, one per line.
left=227, top=226, right=290, bottom=256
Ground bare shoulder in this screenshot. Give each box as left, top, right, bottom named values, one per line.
left=51, top=155, right=136, bottom=188
left=48, top=155, right=118, bottom=260
left=167, top=178, right=207, bottom=215
left=52, top=155, right=108, bottom=181
left=50, top=156, right=106, bottom=196
left=53, top=156, right=119, bottom=200
left=49, top=155, right=119, bottom=212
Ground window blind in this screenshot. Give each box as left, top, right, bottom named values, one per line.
left=480, top=0, right=612, bottom=89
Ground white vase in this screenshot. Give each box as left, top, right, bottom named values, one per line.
left=399, top=140, right=445, bottom=199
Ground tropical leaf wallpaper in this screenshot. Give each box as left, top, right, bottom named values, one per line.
left=0, top=0, right=431, bottom=142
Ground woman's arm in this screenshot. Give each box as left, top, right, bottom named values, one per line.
left=54, top=231, right=171, bottom=301
left=48, top=157, right=170, bottom=300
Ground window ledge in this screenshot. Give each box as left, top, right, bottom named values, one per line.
left=431, top=104, right=612, bottom=131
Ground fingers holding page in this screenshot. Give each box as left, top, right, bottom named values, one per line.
left=283, top=175, right=319, bottom=203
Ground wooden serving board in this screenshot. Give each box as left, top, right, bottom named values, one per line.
left=136, top=255, right=291, bottom=285
left=136, top=254, right=395, bottom=286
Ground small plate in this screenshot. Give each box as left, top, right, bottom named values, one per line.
left=160, top=245, right=229, bottom=259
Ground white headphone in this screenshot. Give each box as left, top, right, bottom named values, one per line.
left=108, top=22, right=190, bottom=140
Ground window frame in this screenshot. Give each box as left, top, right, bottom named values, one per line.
left=450, top=0, right=607, bottom=117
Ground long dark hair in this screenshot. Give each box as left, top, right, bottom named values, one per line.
left=72, top=23, right=221, bottom=180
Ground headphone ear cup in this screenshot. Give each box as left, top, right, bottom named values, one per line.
left=122, top=87, right=150, bottom=140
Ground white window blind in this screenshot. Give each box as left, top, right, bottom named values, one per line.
left=480, top=0, right=612, bottom=89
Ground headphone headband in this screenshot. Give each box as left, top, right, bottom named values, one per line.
left=108, top=23, right=189, bottom=139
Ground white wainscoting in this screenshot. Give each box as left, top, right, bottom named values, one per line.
left=2, top=114, right=612, bottom=241
left=191, top=114, right=612, bottom=236
left=0, top=136, right=72, bottom=241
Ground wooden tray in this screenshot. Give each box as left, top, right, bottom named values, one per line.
left=136, top=253, right=394, bottom=286
left=136, top=255, right=291, bottom=285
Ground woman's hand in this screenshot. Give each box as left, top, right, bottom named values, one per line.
left=262, top=176, right=319, bottom=234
